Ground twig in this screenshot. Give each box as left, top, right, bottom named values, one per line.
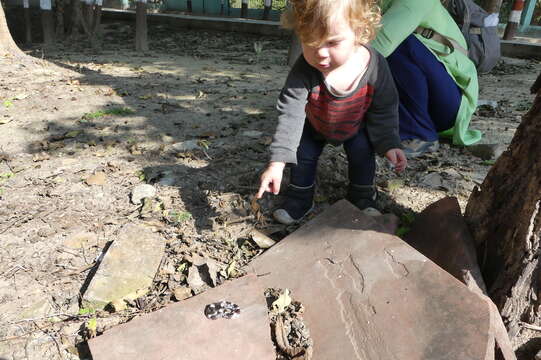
left=520, top=321, right=541, bottom=331
left=224, top=215, right=253, bottom=226
left=32, top=320, right=65, bottom=360
left=4, top=313, right=74, bottom=326
left=0, top=265, right=29, bottom=278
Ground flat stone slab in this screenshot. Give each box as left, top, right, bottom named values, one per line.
left=248, top=200, right=492, bottom=360
left=88, top=274, right=275, bottom=360
left=83, top=224, right=165, bottom=309
left=404, top=196, right=483, bottom=286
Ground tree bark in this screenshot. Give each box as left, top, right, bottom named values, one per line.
left=465, top=72, right=541, bottom=347
left=135, top=0, right=148, bottom=52
left=24, top=7, right=32, bottom=44
left=480, top=0, right=504, bottom=13
left=42, top=9, right=55, bottom=45
left=287, top=33, right=302, bottom=67
left=55, top=0, right=65, bottom=40
left=0, top=4, right=26, bottom=57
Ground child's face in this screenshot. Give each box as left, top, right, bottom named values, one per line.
left=301, top=16, right=358, bottom=75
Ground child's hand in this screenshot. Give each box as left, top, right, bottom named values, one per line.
left=385, top=148, right=407, bottom=173
left=257, top=162, right=286, bottom=198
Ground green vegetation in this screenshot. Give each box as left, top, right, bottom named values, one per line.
left=229, top=0, right=287, bottom=11
left=165, top=210, right=192, bottom=224
left=82, top=107, right=135, bottom=121
left=78, top=307, right=96, bottom=315
left=396, top=211, right=416, bottom=238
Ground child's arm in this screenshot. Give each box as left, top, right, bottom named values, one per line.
left=257, top=57, right=313, bottom=198
left=256, top=161, right=286, bottom=199
left=364, top=52, right=403, bottom=158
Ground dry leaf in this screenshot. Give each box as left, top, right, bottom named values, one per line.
left=272, top=289, right=292, bottom=314
left=85, top=172, right=107, bottom=186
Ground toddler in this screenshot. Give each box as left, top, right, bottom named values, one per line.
left=257, top=0, right=407, bottom=224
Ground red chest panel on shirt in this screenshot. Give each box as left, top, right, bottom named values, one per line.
left=306, top=83, right=374, bottom=142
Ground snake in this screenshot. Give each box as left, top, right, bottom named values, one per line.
left=204, top=300, right=241, bottom=320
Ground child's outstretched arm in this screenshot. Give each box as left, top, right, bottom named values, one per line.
left=256, top=161, right=286, bottom=199
left=385, top=148, right=407, bottom=173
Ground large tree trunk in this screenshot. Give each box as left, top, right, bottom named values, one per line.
left=0, top=4, right=27, bottom=58
left=465, top=73, right=541, bottom=348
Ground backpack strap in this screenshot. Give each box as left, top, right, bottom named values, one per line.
left=415, top=26, right=468, bottom=57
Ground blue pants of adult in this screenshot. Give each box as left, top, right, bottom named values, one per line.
left=290, top=123, right=375, bottom=187
left=386, top=34, right=462, bottom=142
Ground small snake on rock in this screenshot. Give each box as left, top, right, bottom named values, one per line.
left=204, top=301, right=241, bottom=320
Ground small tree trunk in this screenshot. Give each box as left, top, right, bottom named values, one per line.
left=83, top=0, right=94, bottom=33
left=241, top=0, right=248, bottom=18
left=23, top=0, right=32, bottom=44
left=503, top=0, right=525, bottom=40
left=480, top=0, right=504, bottom=13
left=92, top=1, right=102, bottom=34
left=55, top=0, right=65, bottom=40
left=41, top=0, right=56, bottom=46
left=135, top=0, right=148, bottom=52
left=287, top=34, right=302, bottom=67
left=262, top=0, right=271, bottom=20
left=465, top=73, right=541, bottom=347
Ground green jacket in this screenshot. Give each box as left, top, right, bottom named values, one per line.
left=372, top=0, right=482, bottom=145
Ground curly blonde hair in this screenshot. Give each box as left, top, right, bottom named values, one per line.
left=282, top=0, right=381, bottom=46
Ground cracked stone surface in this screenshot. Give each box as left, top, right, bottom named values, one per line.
left=83, top=223, right=165, bottom=309
left=88, top=274, right=275, bottom=360
left=248, top=199, right=492, bottom=360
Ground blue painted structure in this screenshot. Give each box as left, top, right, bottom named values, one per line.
left=162, top=0, right=281, bottom=20
left=520, top=0, right=537, bottom=32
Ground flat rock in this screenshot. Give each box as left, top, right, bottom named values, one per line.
left=248, top=200, right=492, bottom=360
left=130, top=184, right=156, bottom=204
left=404, top=196, right=485, bottom=290
left=83, top=224, right=165, bottom=309
left=171, top=140, right=199, bottom=152
left=466, top=143, right=506, bottom=160
left=404, top=197, right=516, bottom=360
left=88, top=274, right=275, bottom=360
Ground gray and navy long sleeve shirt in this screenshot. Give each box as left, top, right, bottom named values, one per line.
left=270, top=46, right=401, bottom=165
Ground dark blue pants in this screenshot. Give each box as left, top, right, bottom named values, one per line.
left=386, top=35, right=462, bottom=142
left=290, top=123, right=375, bottom=187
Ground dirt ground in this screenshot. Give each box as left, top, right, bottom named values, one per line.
left=0, top=21, right=540, bottom=359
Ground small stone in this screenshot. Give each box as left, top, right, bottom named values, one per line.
left=86, top=172, right=107, bottom=186
left=250, top=230, right=276, bottom=249
left=242, top=130, right=263, bottom=138
left=131, top=184, right=156, bottom=205
left=466, top=143, right=506, bottom=160
left=64, top=232, right=98, bottom=249
left=171, top=140, right=199, bottom=152
left=420, top=172, right=443, bottom=188
left=173, top=287, right=192, bottom=301
left=535, top=349, right=541, bottom=360
left=187, top=265, right=206, bottom=292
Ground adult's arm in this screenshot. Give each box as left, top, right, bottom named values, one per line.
left=371, top=0, right=439, bottom=57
